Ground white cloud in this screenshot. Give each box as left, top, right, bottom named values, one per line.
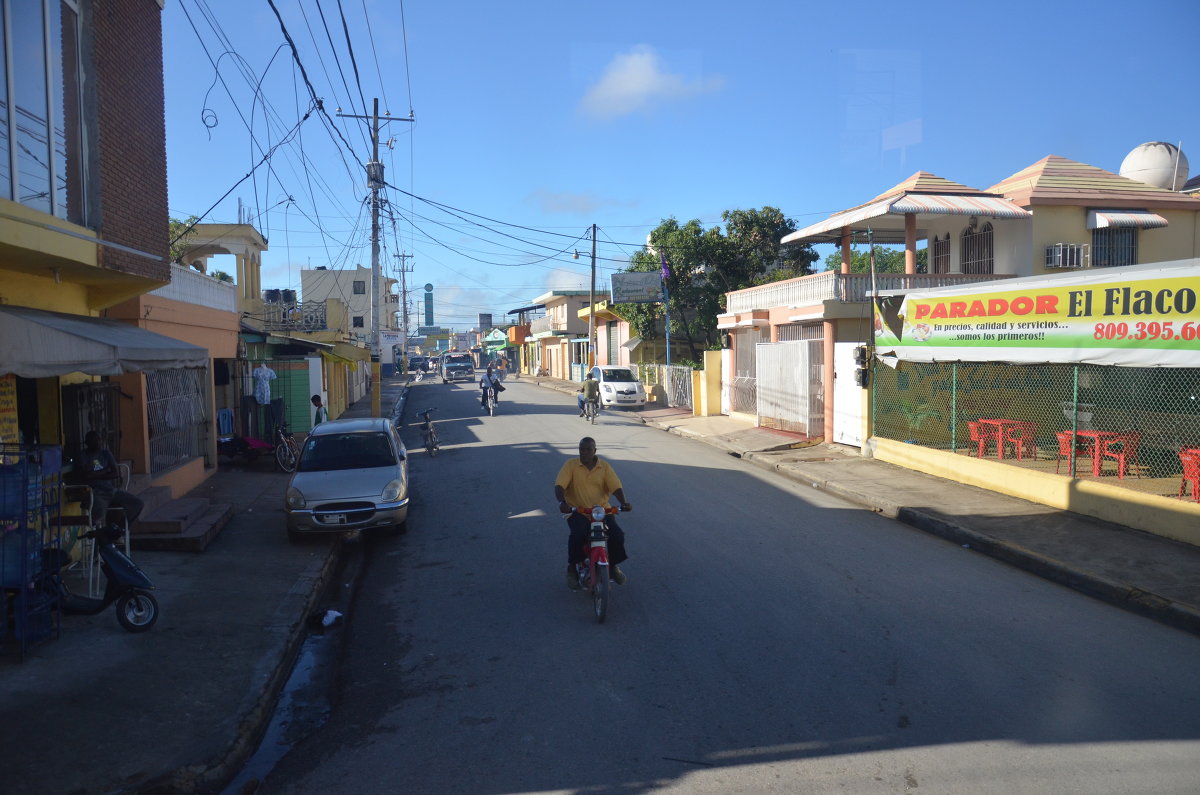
left=527, top=188, right=636, bottom=215
left=579, top=45, right=725, bottom=121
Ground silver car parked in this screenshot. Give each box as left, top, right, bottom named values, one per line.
left=284, top=417, right=409, bottom=542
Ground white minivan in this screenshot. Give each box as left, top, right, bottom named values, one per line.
left=589, top=366, right=647, bottom=409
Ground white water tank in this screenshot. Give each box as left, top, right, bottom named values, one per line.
left=1119, top=142, right=1189, bottom=190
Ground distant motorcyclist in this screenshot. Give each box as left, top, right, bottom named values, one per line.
left=577, top=371, right=600, bottom=417
left=480, top=366, right=502, bottom=410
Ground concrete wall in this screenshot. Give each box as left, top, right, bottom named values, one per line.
left=873, top=438, right=1200, bottom=547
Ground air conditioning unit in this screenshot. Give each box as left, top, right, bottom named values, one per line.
left=1045, top=243, right=1089, bottom=269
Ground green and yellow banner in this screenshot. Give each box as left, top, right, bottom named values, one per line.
left=873, top=259, right=1200, bottom=367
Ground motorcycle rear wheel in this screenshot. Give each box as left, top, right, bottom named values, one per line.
left=592, top=565, right=609, bottom=623
left=116, top=590, right=159, bottom=632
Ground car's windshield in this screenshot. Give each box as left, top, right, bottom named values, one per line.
left=299, top=432, right=396, bottom=472
left=447, top=355, right=471, bottom=364
left=601, top=368, right=636, bottom=382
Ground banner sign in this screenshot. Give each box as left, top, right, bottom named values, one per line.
left=873, top=259, right=1200, bottom=367
left=610, top=271, right=663, bottom=304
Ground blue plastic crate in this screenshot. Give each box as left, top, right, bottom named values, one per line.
left=0, top=529, right=41, bottom=588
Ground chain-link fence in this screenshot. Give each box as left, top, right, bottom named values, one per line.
left=871, top=360, right=1200, bottom=496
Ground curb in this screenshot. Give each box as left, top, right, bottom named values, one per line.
left=153, top=543, right=341, bottom=794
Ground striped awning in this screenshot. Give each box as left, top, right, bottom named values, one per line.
left=1087, top=210, right=1168, bottom=229
left=783, top=193, right=1031, bottom=245
left=889, top=194, right=1033, bottom=218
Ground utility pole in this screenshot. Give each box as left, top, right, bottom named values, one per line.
left=589, top=223, right=597, bottom=369
left=338, top=99, right=413, bottom=416
left=395, top=252, right=414, bottom=368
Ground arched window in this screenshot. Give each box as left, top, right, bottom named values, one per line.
left=931, top=233, right=950, bottom=274
left=960, top=222, right=993, bottom=274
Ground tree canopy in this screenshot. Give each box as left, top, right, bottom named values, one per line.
left=615, top=207, right=817, bottom=362
left=168, top=216, right=199, bottom=265
left=822, top=245, right=927, bottom=274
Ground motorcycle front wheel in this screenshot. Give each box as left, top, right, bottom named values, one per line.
left=592, top=565, right=609, bottom=623
left=116, top=590, right=159, bottom=632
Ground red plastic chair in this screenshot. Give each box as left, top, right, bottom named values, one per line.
left=1180, top=450, right=1200, bottom=502
left=1100, top=431, right=1142, bottom=479
left=1055, top=431, right=1088, bottom=475
left=967, top=421, right=994, bottom=458
left=1003, top=421, right=1038, bottom=461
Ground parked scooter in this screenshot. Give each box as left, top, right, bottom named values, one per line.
left=43, top=525, right=159, bottom=632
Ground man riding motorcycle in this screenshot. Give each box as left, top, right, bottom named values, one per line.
left=553, top=436, right=631, bottom=588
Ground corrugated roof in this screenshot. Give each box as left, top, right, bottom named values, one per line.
left=987, top=155, right=1200, bottom=209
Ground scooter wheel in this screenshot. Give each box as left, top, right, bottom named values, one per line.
left=116, top=590, right=159, bottom=632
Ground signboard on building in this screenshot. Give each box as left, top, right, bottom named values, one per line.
left=0, top=375, right=17, bottom=445
left=873, top=259, right=1200, bottom=368
left=610, top=271, right=663, bottom=304
left=479, top=313, right=493, bottom=329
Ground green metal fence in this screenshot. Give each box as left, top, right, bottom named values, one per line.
left=871, top=360, right=1200, bottom=487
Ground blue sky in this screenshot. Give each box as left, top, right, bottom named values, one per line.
left=164, top=0, right=1200, bottom=331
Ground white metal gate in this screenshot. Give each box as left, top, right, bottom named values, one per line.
left=756, top=340, right=824, bottom=436
left=833, top=342, right=864, bottom=447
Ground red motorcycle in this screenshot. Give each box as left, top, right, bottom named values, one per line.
left=571, top=505, right=621, bottom=623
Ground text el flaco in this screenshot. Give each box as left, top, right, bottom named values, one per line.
left=914, top=285, right=1198, bottom=321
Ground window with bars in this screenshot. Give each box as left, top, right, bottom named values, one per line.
left=146, top=369, right=207, bottom=475
left=960, top=222, right=994, bottom=274
left=352, top=316, right=364, bottom=328
left=353, top=281, right=366, bottom=294
left=1091, top=227, right=1138, bottom=268
left=932, top=233, right=950, bottom=273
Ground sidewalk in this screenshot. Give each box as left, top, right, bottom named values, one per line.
left=2, top=372, right=1197, bottom=794
left=527, top=374, right=1200, bottom=636
left=0, top=376, right=410, bottom=795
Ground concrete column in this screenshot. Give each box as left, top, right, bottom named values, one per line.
left=905, top=213, right=917, bottom=274
left=236, top=253, right=248, bottom=299
left=840, top=228, right=852, bottom=274
left=823, top=320, right=836, bottom=442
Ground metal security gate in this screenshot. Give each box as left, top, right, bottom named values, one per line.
left=756, top=340, right=824, bottom=436
left=146, top=368, right=208, bottom=475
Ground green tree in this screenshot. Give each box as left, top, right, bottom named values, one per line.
left=616, top=208, right=818, bottom=360
left=168, top=215, right=199, bottom=265
left=211, top=270, right=233, bottom=283
left=823, top=245, right=928, bottom=273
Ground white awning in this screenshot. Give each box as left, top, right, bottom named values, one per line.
left=0, top=305, right=208, bottom=378
left=1087, top=210, right=1168, bottom=229
left=783, top=193, right=1031, bottom=245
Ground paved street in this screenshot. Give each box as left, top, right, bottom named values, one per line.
left=258, top=380, right=1200, bottom=794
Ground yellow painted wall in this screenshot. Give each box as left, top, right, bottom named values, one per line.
left=874, top=438, right=1200, bottom=547
left=0, top=270, right=91, bottom=314
left=1031, top=205, right=1200, bottom=275
left=0, top=198, right=98, bottom=268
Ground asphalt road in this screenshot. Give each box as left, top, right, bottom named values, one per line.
left=259, top=377, right=1200, bottom=794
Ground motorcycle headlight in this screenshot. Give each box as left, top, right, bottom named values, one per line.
left=286, top=487, right=306, bottom=509
left=591, top=506, right=607, bottom=521
left=382, top=478, right=404, bottom=502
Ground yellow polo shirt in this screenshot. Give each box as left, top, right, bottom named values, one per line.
left=555, top=456, right=622, bottom=509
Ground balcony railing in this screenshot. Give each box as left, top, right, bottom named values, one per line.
left=724, top=271, right=1016, bottom=313
left=529, top=315, right=567, bottom=335
left=150, top=263, right=236, bottom=312
left=262, top=301, right=328, bottom=332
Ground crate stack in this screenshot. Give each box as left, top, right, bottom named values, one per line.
left=1, top=445, right=63, bottom=657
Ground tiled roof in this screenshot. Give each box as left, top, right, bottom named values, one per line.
left=868, top=171, right=992, bottom=203
left=987, top=155, right=1200, bottom=209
